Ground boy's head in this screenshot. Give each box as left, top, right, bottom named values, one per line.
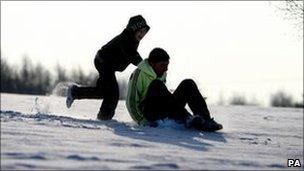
left=127, top=15, right=150, bottom=42
left=148, top=48, right=170, bottom=77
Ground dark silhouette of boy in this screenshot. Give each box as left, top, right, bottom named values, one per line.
left=126, top=48, right=223, bottom=131
left=66, top=15, right=150, bottom=120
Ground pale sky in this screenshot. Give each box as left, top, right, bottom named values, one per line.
left=1, top=1, right=303, bottom=106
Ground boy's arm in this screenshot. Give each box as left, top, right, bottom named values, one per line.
left=132, top=52, right=143, bottom=66
left=120, top=45, right=143, bottom=66
left=119, top=36, right=143, bottom=66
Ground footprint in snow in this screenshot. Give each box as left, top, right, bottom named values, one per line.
left=240, top=137, right=272, bottom=145
left=66, top=154, right=100, bottom=161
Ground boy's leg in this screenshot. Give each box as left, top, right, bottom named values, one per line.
left=71, top=69, right=115, bottom=100
left=141, top=80, right=190, bottom=124
left=173, top=79, right=211, bottom=120
left=72, top=85, right=103, bottom=99
left=71, top=58, right=106, bottom=99
left=97, top=68, right=119, bottom=120
left=66, top=61, right=105, bottom=108
left=174, top=79, right=223, bottom=131
left=71, top=62, right=119, bottom=120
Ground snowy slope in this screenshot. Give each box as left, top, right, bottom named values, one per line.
left=1, top=93, right=303, bottom=170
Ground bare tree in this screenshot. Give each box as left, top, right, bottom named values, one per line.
left=229, top=93, right=248, bottom=106
left=270, top=91, right=294, bottom=107
left=55, top=63, right=68, bottom=84
left=271, top=0, right=304, bottom=38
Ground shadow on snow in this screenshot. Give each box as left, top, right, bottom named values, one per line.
left=1, top=110, right=227, bottom=151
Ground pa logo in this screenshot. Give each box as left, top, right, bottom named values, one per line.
left=287, top=159, right=301, bottom=167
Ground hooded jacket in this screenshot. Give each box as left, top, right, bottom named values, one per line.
left=95, top=15, right=150, bottom=72
left=126, top=59, right=166, bottom=125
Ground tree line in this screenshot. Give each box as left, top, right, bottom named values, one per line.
left=1, top=55, right=302, bottom=108
left=1, top=56, right=128, bottom=99
left=227, top=92, right=303, bottom=108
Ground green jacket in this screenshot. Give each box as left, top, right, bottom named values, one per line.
left=126, top=59, right=166, bottom=125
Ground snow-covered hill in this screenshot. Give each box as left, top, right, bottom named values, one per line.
left=1, top=93, right=303, bottom=170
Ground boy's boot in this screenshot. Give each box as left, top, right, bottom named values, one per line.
left=202, top=118, right=223, bottom=132
left=97, top=106, right=115, bottom=120
left=186, top=115, right=205, bottom=130
left=66, top=84, right=78, bottom=108
left=186, top=115, right=223, bottom=132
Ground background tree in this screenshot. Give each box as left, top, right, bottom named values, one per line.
left=271, top=0, right=304, bottom=38
left=32, top=63, right=52, bottom=94
left=270, top=90, right=294, bottom=107
left=54, top=63, right=68, bottom=85
left=19, top=56, right=34, bottom=94
left=1, top=57, right=18, bottom=92
left=117, top=79, right=128, bottom=100
left=70, top=66, right=96, bottom=86
left=229, top=93, right=248, bottom=106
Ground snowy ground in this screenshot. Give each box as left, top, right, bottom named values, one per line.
left=1, top=93, right=303, bottom=170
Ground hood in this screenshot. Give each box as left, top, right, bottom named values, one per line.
left=126, top=15, right=150, bottom=33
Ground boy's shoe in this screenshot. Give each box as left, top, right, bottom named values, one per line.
left=97, top=110, right=115, bottom=120
left=186, top=115, right=205, bottom=129
left=66, top=85, right=77, bottom=108
left=202, top=118, right=223, bottom=132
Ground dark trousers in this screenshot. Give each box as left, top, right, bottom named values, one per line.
left=141, top=79, right=211, bottom=124
left=72, top=58, right=119, bottom=120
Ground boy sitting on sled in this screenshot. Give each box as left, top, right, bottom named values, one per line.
left=126, top=47, right=222, bottom=131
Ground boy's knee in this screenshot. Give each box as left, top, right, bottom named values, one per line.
left=181, top=79, right=197, bottom=88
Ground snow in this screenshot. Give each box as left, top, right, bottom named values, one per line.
left=1, top=93, right=303, bottom=170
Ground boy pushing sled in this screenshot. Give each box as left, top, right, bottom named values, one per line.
left=66, top=15, right=150, bottom=120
